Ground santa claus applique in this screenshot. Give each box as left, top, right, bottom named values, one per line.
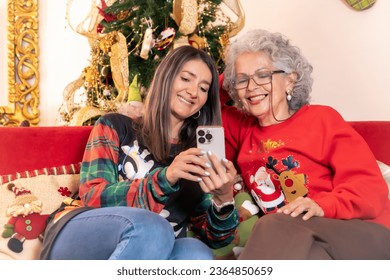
left=1, top=183, right=49, bottom=253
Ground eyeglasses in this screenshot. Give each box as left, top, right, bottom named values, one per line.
left=233, top=70, right=285, bottom=90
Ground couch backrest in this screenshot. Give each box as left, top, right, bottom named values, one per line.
left=0, top=121, right=388, bottom=175
left=0, top=126, right=93, bottom=175
left=349, top=121, right=390, bottom=165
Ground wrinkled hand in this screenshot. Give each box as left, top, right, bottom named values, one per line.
left=277, top=196, right=324, bottom=220
left=199, top=151, right=237, bottom=204
left=165, top=148, right=210, bottom=185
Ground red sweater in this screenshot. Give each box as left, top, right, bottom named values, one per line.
left=222, top=104, right=390, bottom=229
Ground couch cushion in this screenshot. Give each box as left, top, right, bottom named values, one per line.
left=0, top=164, right=80, bottom=260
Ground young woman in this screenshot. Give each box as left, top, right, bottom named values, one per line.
left=40, top=46, right=239, bottom=260
left=221, top=29, right=390, bottom=259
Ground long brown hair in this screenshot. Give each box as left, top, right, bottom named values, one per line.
left=140, top=46, right=221, bottom=163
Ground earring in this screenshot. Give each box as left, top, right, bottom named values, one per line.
left=286, top=89, right=292, bottom=101
left=192, top=110, right=201, bottom=119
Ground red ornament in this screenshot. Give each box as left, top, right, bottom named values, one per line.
left=97, top=0, right=117, bottom=23
left=97, top=24, right=103, bottom=33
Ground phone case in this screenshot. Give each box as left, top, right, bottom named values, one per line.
left=196, top=126, right=226, bottom=161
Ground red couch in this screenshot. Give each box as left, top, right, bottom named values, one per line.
left=0, top=122, right=388, bottom=260
left=0, top=122, right=389, bottom=175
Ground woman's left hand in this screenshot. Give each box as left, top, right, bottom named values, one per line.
left=198, top=151, right=237, bottom=204
left=277, top=196, right=324, bottom=220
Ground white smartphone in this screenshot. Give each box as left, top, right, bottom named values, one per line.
left=196, top=126, right=226, bottom=162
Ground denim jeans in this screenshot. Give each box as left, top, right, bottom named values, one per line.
left=48, top=206, right=213, bottom=260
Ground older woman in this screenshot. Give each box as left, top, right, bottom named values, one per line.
left=221, top=29, right=390, bottom=259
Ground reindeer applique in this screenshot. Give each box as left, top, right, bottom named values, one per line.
left=266, top=155, right=308, bottom=203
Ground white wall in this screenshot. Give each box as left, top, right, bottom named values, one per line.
left=36, top=0, right=389, bottom=126
left=238, top=0, right=390, bottom=121
left=39, top=0, right=91, bottom=125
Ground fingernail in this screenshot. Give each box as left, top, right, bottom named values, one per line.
left=205, top=162, right=211, bottom=168
left=197, top=177, right=202, bottom=182
left=207, top=151, right=213, bottom=156
left=205, top=171, right=210, bottom=176
left=200, top=150, right=206, bottom=155
left=222, top=158, right=228, bottom=163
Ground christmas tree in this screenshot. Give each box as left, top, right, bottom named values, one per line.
left=59, top=0, right=244, bottom=126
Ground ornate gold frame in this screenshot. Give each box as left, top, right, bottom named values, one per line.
left=0, top=0, right=39, bottom=126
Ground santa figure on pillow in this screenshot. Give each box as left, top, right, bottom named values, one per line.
left=1, top=183, right=49, bottom=253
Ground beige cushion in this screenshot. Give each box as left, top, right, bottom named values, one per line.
left=378, top=161, right=390, bottom=198
left=0, top=164, right=80, bottom=260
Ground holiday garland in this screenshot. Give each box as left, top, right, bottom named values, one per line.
left=59, top=0, right=244, bottom=126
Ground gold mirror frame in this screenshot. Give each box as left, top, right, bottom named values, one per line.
left=0, top=0, right=39, bottom=126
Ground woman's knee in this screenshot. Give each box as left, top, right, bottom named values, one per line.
left=116, top=207, right=175, bottom=243
left=103, top=207, right=176, bottom=259
left=170, top=238, right=213, bottom=260
left=77, top=207, right=175, bottom=247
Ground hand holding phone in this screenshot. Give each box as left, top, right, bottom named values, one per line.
left=196, top=126, right=236, bottom=202
left=196, top=126, right=226, bottom=162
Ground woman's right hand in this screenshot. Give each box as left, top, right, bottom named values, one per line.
left=277, top=196, right=324, bottom=220
left=165, top=148, right=210, bottom=185
left=199, top=151, right=237, bottom=203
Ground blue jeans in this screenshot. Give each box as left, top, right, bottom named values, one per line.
left=49, top=206, right=213, bottom=260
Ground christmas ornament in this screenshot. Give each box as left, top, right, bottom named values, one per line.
left=189, top=34, right=207, bottom=49
left=140, top=27, right=155, bottom=60
left=344, top=0, right=376, bottom=10
left=103, top=88, right=111, bottom=96
left=118, top=75, right=144, bottom=119
left=155, top=27, right=176, bottom=50
left=128, top=75, right=142, bottom=102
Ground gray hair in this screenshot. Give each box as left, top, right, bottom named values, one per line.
left=223, top=29, right=313, bottom=111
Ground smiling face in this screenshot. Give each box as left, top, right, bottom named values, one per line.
left=170, top=59, right=212, bottom=125
left=234, top=51, right=294, bottom=126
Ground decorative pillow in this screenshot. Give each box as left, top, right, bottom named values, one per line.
left=377, top=161, right=390, bottom=198
left=0, top=163, right=81, bottom=260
